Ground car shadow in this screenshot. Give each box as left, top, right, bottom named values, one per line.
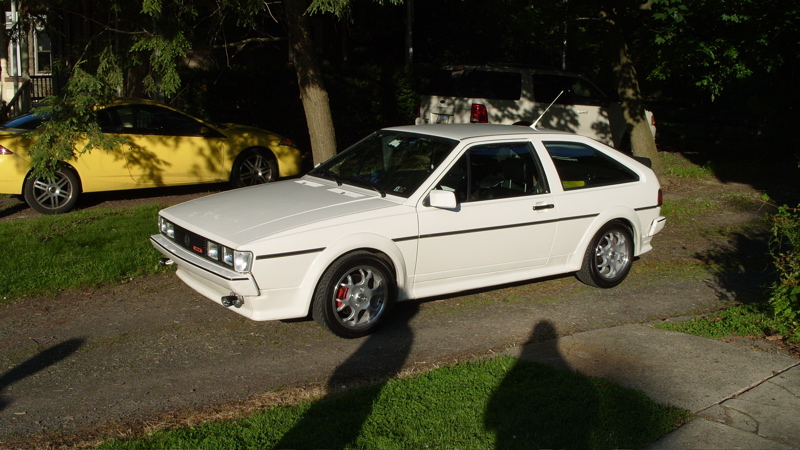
left=76, top=182, right=229, bottom=209
left=0, top=197, right=27, bottom=220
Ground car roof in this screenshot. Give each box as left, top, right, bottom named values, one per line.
left=383, top=123, right=574, bottom=141
left=442, top=64, right=588, bottom=79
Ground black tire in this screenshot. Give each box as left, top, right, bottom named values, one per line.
left=230, top=149, right=278, bottom=188
left=23, top=168, right=81, bottom=214
left=312, top=251, right=395, bottom=338
left=576, top=221, right=634, bottom=288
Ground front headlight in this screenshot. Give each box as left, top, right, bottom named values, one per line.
left=233, top=251, right=253, bottom=273
left=158, top=215, right=252, bottom=273
left=220, top=247, right=252, bottom=273
left=159, top=216, right=175, bottom=239
left=207, top=241, right=220, bottom=260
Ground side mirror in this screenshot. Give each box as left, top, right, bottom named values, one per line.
left=428, top=189, right=457, bottom=209
left=633, top=156, right=652, bottom=168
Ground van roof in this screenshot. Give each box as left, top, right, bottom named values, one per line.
left=384, top=123, right=574, bottom=141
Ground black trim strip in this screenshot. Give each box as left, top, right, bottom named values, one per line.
left=256, top=247, right=326, bottom=260
left=151, top=237, right=250, bottom=282
left=635, top=204, right=661, bottom=212
left=418, top=213, right=598, bottom=240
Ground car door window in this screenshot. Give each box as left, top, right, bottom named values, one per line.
left=544, top=141, right=639, bottom=190
left=98, top=105, right=205, bottom=136
left=438, top=142, right=548, bottom=202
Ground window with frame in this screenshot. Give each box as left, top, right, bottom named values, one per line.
left=532, top=74, right=607, bottom=106
left=544, top=141, right=639, bottom=190
left=437, top=142, right=548, bottom=202
left=310, top=131, right=456, bottom=198
left=97, top=105, right=205, bottom=136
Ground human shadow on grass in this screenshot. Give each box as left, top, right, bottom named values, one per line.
left=485, top=321, right=683, bottom=449
left=485, top=320, right=599, bottom=449
left=0, top=338, right=84, bottom=411
left=274, top=302, right=419, bottom=449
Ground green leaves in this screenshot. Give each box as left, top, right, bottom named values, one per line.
left=130, top=33, right=190, bottom=96
left=646, top=0, right=796, bottom=98
left=28, top=65, right=125, bottom=180
left=768, top=205, right=800, bottom=328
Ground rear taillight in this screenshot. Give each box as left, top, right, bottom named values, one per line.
left=279, top=138, right=297, bottom=148
left=0, top=145, right=13, bottom=155
left=657, top=188, right=663, bottom=206
left=470, top=104, right=488, bottom=123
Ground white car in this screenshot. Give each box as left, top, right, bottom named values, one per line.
left=416, top=65, right=656, bottom=149
left=151, top=124, right=665, bottom=338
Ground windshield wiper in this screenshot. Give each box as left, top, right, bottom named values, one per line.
left=310, top=168, right=343, bottom=186
left=345, top=178, right=387, bottom=198
left=310, top=168, right=387, bottom=197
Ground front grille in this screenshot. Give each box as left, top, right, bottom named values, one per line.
left=172, top=224, right=209, bottom=257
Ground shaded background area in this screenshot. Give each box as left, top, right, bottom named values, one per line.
left=161, top=0, right=798, bottom=210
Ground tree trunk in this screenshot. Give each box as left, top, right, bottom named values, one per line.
left=284, top=0, right=337, bottom=165
left=605, top=10, right=663, bottom=175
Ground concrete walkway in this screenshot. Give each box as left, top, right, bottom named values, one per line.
left=504, top=324, right=800, bottom=449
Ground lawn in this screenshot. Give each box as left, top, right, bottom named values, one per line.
left=97, top=356, right=689, bottom=449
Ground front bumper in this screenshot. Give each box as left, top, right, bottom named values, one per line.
left=151, top=234, right=311, bottom=321
left=151, top=234, right=260, bottom=295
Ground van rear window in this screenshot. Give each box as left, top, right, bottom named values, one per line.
left=425, top=69, right=521, bottom=100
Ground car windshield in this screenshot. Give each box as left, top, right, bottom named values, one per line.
left=310, top=131, right=457, bottom=198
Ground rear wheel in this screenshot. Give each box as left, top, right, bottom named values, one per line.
left=576, top=222, right=633, bottom=288
left=230, top=149, right=277, bottom=188
left=312, top=251, right=395, bottom=338
left=23, top=168, right=81, bottom=214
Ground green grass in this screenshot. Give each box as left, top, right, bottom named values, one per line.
left=97, top=356, right=689, bottom=450
left=660, top=197, right=718, bottom=225
left=662, top=153, right=715, bottom=179
left=656, top=303, right=798, bottom=342
left=0, top=205, right=165, bottom=301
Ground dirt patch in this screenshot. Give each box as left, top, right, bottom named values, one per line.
left=0, top=167, right=794, bottom=449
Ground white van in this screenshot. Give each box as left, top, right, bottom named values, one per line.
left=416, top=65, right=656, bottom=149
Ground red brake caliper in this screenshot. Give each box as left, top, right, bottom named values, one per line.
left=335, top=285, right=349, bottom=308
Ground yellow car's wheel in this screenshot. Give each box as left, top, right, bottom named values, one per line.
left=23, top=168, right=81, bottom=214
left=231, top=149, right=278, bottom=188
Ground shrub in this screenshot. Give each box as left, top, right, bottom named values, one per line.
left=768, top=204, right=800, bottom=339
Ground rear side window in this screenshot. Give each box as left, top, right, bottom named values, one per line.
left=532, top=74, right=607, bottom=106
left=544, top=142, right=638, bottom=190
left=425, top=68, right=521, bottom=100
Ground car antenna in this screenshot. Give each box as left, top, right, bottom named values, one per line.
left=531, top=90, right=564, bottom=130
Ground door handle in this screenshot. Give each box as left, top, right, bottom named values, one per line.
left=533, top=203, right=554, bottom=211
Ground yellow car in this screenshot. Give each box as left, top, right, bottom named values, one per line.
left=0, top=98, right=303, bottom=214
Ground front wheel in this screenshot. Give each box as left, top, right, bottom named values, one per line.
left=576, top=222, right=633, bottom=288
left=312, top=251, right=395, bottom=338
left=23, top=168, right=81, bottom=214
left=230, top=149, right=278, bottom=188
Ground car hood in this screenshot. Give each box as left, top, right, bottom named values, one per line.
left=161, top=178, right=398, bottom=246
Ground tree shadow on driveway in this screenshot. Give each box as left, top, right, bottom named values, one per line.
left=0, top=338, right=85, bottom=411
left=274, top=303, right=419, bottom=448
